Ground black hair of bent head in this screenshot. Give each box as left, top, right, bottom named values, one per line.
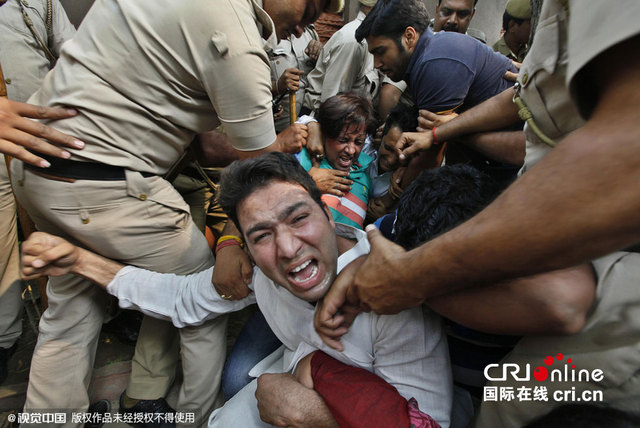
left=394, top=164, right=499, bottom=250
left=437, top=0, right=479, bottom=7
left=316, top=93, right=378, bottom=140
left=382, top=103, right=419, bottom=137
left=355, top=0, right=430, bottom=43
left=218, top=152, right=324, bottom=235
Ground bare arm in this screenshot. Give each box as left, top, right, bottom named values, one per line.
left=255, top=373, right=338, bottom=428
left=427, top=264, right=596, bottom=335
left=397, top=87, right=520, bottom=160
left=452, top=130, right=525, bottom=166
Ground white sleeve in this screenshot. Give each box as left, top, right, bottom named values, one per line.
left=106, top=266, right=256, bottom=328
left=372, top=308, right=453, bottom=428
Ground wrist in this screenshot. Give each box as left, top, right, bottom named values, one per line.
left=216, top=235, right=244, bottom=255
left=432, top=127, right=439, bottom=145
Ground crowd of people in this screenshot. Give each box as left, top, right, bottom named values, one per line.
left=2, top=0, right=640, bottom=427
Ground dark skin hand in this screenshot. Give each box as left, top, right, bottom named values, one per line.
left=308, top=167, right=352, bottom=196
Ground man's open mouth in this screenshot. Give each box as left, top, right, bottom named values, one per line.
left=288, top=259, right=320, bottom=289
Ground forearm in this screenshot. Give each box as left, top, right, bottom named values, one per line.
left=407, top=114, right=640, bottom=299
left=427, top=264, right=596, bottom=335
left=71, top=248, right=125, bottom=288
left=435, top=87, right=520, bottom=142
left=454, top=130, right=525, bottom=166
left=107, top=266, right=253, bottom=327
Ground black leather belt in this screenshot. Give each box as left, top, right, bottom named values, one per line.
left=25, top=154, right=155, bottom=181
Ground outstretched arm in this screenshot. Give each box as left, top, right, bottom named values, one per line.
left=397, top=87, right=520, bottom=160
left=22, top=232, right=253, bottom=327
left=22, top=232, right=122, bottom=286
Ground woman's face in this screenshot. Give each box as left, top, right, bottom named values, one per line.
left=324, top=122, right=366, bottom=171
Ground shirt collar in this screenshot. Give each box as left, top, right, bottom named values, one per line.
left=252, top=0, right=279, bottom=50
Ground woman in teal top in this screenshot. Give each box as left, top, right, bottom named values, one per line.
left=296, top=93, right=378, bottom=229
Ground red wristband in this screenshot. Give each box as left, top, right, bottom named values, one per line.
left=432, top=127, right=439, bottom=145
left=215, top=239, right=241, bottom=255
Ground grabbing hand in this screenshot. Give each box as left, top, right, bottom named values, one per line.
left=345, top=225, right=424, bottom=314
left=308, top=167, right=353, bottom=196
left=212, top=243, right=253, bottom=300
left=277, top=123, right=308, bottom=153
left=21, top=232, right=81, bottom=279
left=314, top=256, right=365, bottom=351
left=0, top=98, right=84, bottom=167
left=305, top=121, right=324, bottom=166
left=304, top=40, right=322, bottom=63
left=255, top=373, right=336, bottom=427
left=277, top=68, right=305, bottom=94
left=396, top=131, right=434, bottom=163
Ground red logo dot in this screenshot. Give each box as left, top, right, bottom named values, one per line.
left=544, top=356, right=554, bottom=366
left=556, top=353, right=564, bottom=360
left=567, top=358, right=572, bottom=364
left=572, top=365, right=575, bottom=369
left=534, top=366, right=548, bottom=381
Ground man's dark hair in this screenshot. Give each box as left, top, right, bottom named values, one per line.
left=355, top=0, right=430, bottom=43
left=501, top=11, right=525, bottom=31
left=316, top=93, right=378, bottom=140
left=218, top=152, right=324, bottom=234
left=394, top=164, right=498, bottom=250
left=437, top=0, right=479, bottom=6
left=382, top=103, right=419, bottom=137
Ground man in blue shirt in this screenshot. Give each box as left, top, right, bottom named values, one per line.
left=356, top=0, right=522, bottom=183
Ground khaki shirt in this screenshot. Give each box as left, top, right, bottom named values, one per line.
left=519, top=0, right=640, bottom=171
left=268, top=26, right=318, bottom=133
left=492, top=36, right=528, bottom=64
left=303, top=11, right=381, bottom=113
left=475, top=1, right=640, bottom=425
left=30, top=0, right=278, bottom=174
left=0, top=0, right=75, bottom=102
left=475, top=252, right=640, bottom=427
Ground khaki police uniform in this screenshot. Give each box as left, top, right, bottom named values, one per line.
left=474, top=1, right=640, bottom=425
left=11, top=0, right=279, bottom=424
left=0, top=0, right=75, bottom=350
left=492, top=36, right=528, bottom=63
left=269, top=26, right=319, bottom=133
left=303, top=11, right=381, bottom=113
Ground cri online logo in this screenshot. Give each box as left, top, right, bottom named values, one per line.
left=485, top=353, right=604, bottom=383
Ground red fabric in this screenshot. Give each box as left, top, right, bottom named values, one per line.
left=310, top=351, right=440, bottom=428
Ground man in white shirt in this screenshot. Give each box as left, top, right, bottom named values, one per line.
left=22, top=152, right=453, bottom=427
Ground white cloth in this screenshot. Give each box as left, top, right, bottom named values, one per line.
left=107, top=224, right=453, bottom=427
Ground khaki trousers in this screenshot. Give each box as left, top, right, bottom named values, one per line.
left=12, top=161, right=226, bottom=426
left=0, top=158, right=23, bottom=349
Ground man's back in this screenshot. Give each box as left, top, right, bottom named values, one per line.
left=30, top=0, right=277, bottom=174
left=406, top=29, right=515, bottom=113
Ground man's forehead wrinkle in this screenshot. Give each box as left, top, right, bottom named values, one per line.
left=244, top=200, right=309, bottom=237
